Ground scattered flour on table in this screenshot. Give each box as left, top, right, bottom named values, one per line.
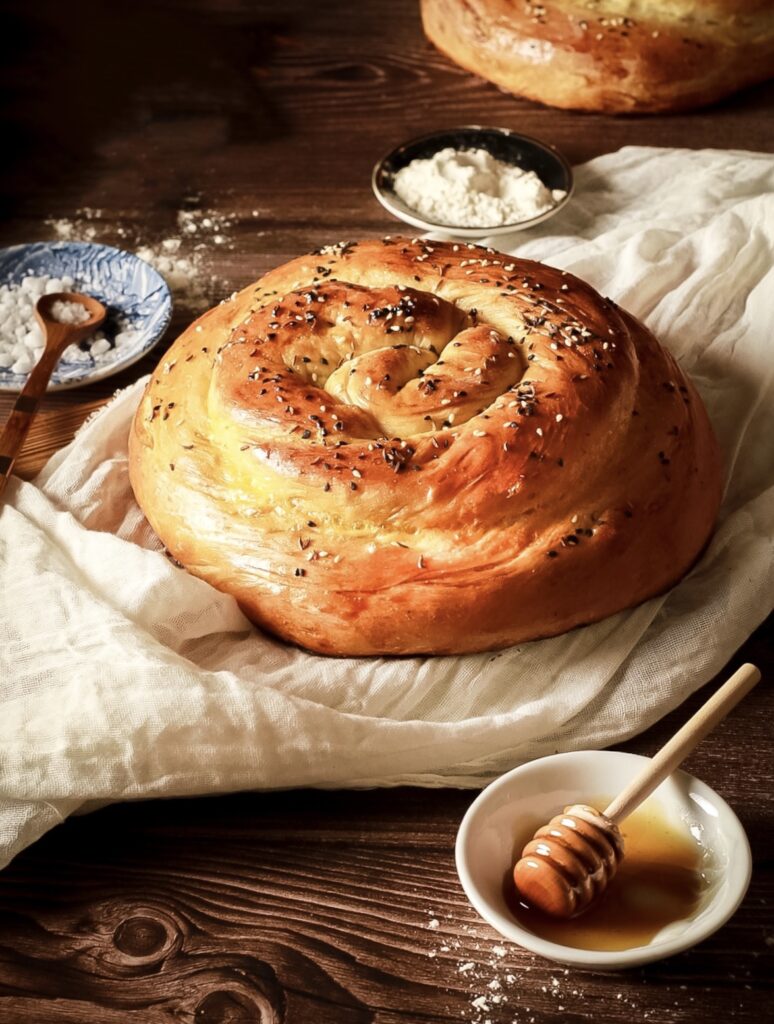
left=423, top=909, right=600, bottom=1023
left=134, top=239, right=203, bottom=298
left=45, top=204, right=256, bottom=310
left=392, top=147, right=566, bottom=228
left=45, top=208, right=101, bottom=242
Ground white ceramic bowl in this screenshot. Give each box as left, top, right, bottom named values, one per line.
left=455, top=750, right=752, bottom=969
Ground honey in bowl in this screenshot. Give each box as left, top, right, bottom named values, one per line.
left=506, top=800, right=714, bottom=952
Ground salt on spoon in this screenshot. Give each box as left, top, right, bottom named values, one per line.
left=0, top=290, right=106, bottom=499
left=513, top=662, right=761, bottom=918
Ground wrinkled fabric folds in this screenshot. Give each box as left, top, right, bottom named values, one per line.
left=1, top=147, right=772, bottom=869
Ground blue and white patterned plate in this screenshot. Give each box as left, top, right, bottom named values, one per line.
left=0, top=241, right=172, bottom=393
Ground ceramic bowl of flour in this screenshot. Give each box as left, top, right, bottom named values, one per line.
left=0, top=241, right=172, bottom=392
left=372, top=127, right=573, bottom=239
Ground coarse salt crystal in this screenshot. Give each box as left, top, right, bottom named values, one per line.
left=0, top=274, right=131, bottom=376
left=11, top=354, right=32, bottom=373
left=23, top=327, right=43, bottom=349
left=50, top=299, right=90, bottom=325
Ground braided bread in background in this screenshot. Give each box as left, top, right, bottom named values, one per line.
left=129, top=238, right=722, bottom=655
left=420, top=0, right=774, bottom=114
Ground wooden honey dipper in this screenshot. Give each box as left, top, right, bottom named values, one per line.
left=513, top=663, right=761, bottom=918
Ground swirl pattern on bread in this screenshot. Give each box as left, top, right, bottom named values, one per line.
left=129, top=238, right=722, bottom=655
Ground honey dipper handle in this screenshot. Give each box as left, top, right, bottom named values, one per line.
left=604, top=663, right=761, bottom=824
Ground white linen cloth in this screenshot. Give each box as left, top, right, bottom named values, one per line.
left=2, top=147, right=773, bottom=870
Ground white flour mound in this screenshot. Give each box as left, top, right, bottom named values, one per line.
left=393, top=147, right=566, bottom=228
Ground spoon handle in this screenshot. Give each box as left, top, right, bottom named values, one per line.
left=0, top=333, right=68, bottom=500
left=604, top=662, right=761, bottom=824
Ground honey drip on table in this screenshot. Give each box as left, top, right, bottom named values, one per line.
left=506, top=801, right=711, bottom=951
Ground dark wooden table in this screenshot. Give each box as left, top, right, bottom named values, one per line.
left=0, top=2, right=772, bottom=1021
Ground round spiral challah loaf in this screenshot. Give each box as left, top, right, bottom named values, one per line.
left=420, top=0, right=774, bottom=114
left=128, top=238, right=722, bottom=655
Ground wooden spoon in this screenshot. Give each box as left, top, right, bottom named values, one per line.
left=0, top=291, right=106, bottom=500
left=513, top=662, right=762, bottom=918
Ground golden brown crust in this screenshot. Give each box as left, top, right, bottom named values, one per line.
left=420, top=0, right=774, bottom=113
left=128, top=238, right=722, bottom=656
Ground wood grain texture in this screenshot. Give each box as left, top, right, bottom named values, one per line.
left=0, top=632, right=772, bottom=1024
left=0, top=1, right=772, bottom=1021
left=0, top=641, right=771, bottom=1022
